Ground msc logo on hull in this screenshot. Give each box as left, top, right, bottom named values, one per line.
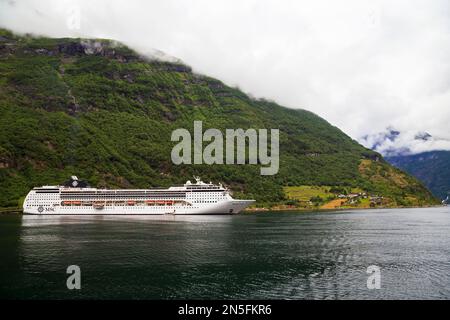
left=37, top=206, right=55, bottom=213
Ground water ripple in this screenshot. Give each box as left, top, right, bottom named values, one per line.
left=0, top=207, right=449, bottom=299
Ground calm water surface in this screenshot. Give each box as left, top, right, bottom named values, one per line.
left=1, top=207, right=449, bottom=299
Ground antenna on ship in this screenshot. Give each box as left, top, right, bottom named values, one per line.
left=193, top=176, right=201, bottom=184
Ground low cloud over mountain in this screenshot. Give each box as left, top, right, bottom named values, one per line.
left=360, top=127, right=450, bottom=157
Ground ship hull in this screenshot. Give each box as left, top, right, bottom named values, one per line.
left=23, top=200, right=255, bottom=215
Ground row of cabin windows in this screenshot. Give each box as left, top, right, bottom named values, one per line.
left=28, top=201, right=216, bottom=207
left=27, top=204, right=52, bottom=207
left=31, top=195, right=225, bottom=202
left=61, top=206, right=192, bottom=209
left=61, top=203, right=192, bottom=207
left=32, top=192, right=223, bottom=197
left=59, top=195, right=225, bottom=200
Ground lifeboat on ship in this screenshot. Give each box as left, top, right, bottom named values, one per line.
left=93, top=201, right=105, bottom=209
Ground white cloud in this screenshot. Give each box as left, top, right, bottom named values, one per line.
left=360, top=128, right=450, bottom=156
left=1, top=0, right=449, bottom=151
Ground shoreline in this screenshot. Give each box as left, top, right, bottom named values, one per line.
left=0, top=207, right=22, bottom=215
left=244, top=204, right=444, bottom=213
left=0, top=204, right=445, bottom=215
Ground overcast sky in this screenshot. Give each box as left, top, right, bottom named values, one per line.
left=1, top=0, right=450, bottom=154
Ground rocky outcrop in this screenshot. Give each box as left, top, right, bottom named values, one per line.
left=58, top=40, right=131, bottom=62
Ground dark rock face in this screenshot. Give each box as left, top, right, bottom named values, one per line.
left=162, top=111, right=177, bottom=122
left=154, top=63, right=192, bottom=73
left=57, top=40, right=135, bottom=63
left=362, top=152, right=381, bottom=162
left=58, top=42, right=85, bottom=55
left=57, top=40, right=111, bottom=56
left=166, top=64, right=191, bottom=73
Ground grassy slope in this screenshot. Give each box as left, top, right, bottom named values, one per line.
left=0, top=29, right=439, bottom=207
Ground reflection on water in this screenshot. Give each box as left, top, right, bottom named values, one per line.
left=21, top=213, right=234, bottom=226
left=1, top=207, right=450, bottom=299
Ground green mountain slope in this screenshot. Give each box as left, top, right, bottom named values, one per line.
left=0, top=29, right=439, bottom=208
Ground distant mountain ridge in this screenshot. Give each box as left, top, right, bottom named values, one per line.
left=361, top=128, right=450, bottom=200
left=386, top=151, right=450, bottom=200
left=0, top=28, right=438, bottom=207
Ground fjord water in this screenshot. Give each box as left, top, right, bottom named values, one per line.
left=1, top=207, right=449, bottom=299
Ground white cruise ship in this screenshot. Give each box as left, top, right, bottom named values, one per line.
left=23, top=176, right=255, bottom=215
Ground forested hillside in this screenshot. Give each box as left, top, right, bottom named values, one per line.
left=0, top=29, right=438, bottom=207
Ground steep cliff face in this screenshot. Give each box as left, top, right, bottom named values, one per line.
left=0, top=29, right=438, bottom=207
